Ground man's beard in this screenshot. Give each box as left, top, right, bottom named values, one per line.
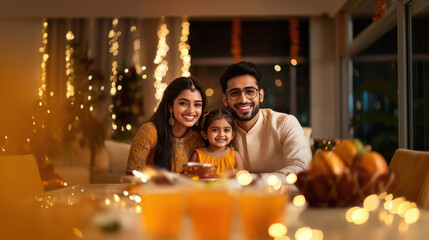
left=229, top=103, right=260, bottom=121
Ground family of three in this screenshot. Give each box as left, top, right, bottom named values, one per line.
left=126, top=61, right=312, bottom=183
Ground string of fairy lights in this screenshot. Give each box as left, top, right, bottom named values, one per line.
left=153, top=19, right=170, bottom=111
left=1, top=17, right=301, bottom=153
left=108, top=18, right=121, bottom=131
left=179, top=17, right=191, bottom=77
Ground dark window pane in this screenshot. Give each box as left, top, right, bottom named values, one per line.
left=351, top=27, right=398, bottom=162
left=411, top=5, right=429, bottom=150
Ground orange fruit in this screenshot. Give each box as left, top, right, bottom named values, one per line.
left=309, top=151, right=346, bottom=176
left=333, top=140, right=358, bottom=166
left=355, top=151, right=388, bottom=174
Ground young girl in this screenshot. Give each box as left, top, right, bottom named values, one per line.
left=189, top=107, right=244, bottom=177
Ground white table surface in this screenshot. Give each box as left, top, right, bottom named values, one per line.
left=39, top=183, right=429, bottom=240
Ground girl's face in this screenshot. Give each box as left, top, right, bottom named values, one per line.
left=170, top=89, right=203, bottom=128
left=202, top=118, right=235, bottom=149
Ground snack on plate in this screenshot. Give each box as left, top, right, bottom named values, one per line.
left=296, top=139, right=398, bottom=207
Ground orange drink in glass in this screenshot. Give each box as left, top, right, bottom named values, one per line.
left=239, top=187, right=287, bottom=238
left=141, top=186, right=184, bottom=238
left=188, top=187, right=234, bottom=240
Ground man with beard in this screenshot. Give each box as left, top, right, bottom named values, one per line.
left=220, top=61, right=311, bottom=183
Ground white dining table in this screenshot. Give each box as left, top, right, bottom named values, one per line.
left=35, top=183, right=429, bottom=240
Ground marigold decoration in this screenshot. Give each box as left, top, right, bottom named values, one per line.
left=231, top=17, right=241, bottom=63
left=373, top=0, right=387, bottom=22
left=338, top=12, right=345, bottom=57
left=289, top=17, right=300, bottom=65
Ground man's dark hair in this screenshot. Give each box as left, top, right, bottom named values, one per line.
left=219, top=61, right=263, bottom=93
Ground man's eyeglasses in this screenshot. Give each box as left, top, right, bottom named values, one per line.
left=224, top=87, right=260, bottom=101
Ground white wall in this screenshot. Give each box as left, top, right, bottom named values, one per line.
left=0, top=19, right=41, bottom=151
left=309, top=17, right=339, bottom=139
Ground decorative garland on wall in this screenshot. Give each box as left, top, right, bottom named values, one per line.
left=179, top=17, right=191, bottom=77
left=153, top=19, right=170, bottom=111
left=289, top=17, right=299, bottom=65
left=373, top=0, right=387, bottom=22
left=108, top=18, right=121, bottom=131
left=231, top=17, right=241, bottom=63
left=373, top=0, right=405, bottom=22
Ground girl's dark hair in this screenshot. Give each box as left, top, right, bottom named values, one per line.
left=149, top=76, right=207, bottom=170
left=200, top=107, right=234, bottom=146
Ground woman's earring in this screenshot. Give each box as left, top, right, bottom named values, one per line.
left=169, top=111, right=175, bottom=126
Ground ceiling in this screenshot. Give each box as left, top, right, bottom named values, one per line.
left=0, top=0, right=348, bottom=18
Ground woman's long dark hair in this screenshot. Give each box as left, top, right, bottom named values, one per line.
left=149, top=76, right=207, bottom=170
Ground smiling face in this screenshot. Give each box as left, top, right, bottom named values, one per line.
left=170, top=89, right=203, bottom=129
left=222, top=74, right=264, bottom=123
left=202, top=118, right=235, bottom=150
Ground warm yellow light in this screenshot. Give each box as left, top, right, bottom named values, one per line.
left=346, top=207, right=360, bottom=222
left=134, top=195, right=142, bottom=203
left=236, top=170, right=252, bottom=185
left=267, top=174, right=280, bottom=186
left=205, top=88, right=214, bottom=97
left=293, top=195, right=306, bottom=207
left=295, top=227, right=312, bottom=240
left=385, top=193, right=393, bottom=201
left=389, top=197, right=406, bottom=214
left=66, top=31, right=74, bottom=41
left=379, top=192, right=387, bottom=200
left=113, top=194, right=120, bottom=202
left=384, top=200, right=393, bottom=210
left=285, top=173, right=297, bottom=184
left=105, top=199, right=111, bottom=205
left=275, top=79, right=283, bottom=87
left=404, top=208, right=420, bottom=224
left=351, top=208, right=369, bottom=225
left=291, top=59, right=298, bottom=65
left=397, top=201, right=413, bottom=217
left=112, top=114, right=116, bottom=120
left=363, top=194, right=380, bottom=211
left=269, top=223, right=287, bottom=238
left=126, top=124, right=132, bottom=130
left=274, top=65, right=281, bottom=72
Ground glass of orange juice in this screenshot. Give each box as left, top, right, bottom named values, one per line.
left=238, top=186, right=288, bottom=238
left=140, top=185, right=185, bottom=238
left=188, top=186, right=234, bottom=240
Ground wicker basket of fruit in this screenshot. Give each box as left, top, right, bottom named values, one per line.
left=295, top=139, right=398, bottom=207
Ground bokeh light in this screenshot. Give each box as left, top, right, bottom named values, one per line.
left=269, top=223, right=287, bottom=238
